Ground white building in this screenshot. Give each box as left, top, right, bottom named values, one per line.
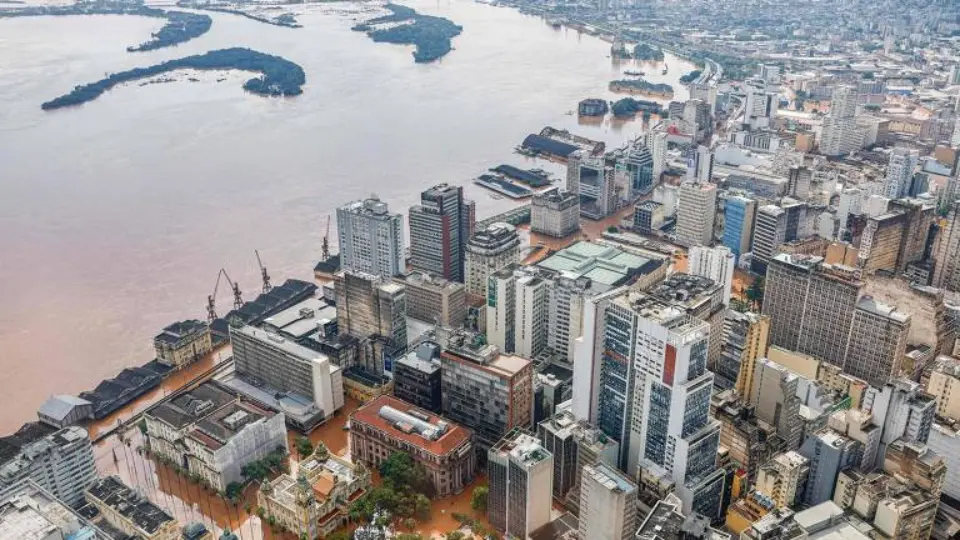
left=464, top=222, right=520, bottom=296
left=653, top=183, right=679, bottom=218
left=645, top=130, right=669, bottom=181
left=744, top=84, right=777, bottom=130
left=531, top=188, right=580, bottom=238
left=928, top=423, right=960, bottom=499
left=0, top=426, right=96, bottom=508
left=688, top=245, right=735, bottom=306
left=336, top=197, right=404, bottom=278
left=487, top=430, right=553, bottom=539
left=819, top=85, right=859, bottom=157
left=578, top=463, right=638, bottom=540
left=676, top=181, right=718, bottom=247
left=687, top=145, right=715, bottom=183
left=883, top=148, right=919, bottom=199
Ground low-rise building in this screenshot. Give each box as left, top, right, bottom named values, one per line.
left=85, top=476, right=179, bottom=540
left=0, top=425, right=96, bottom=507
left=0, top=480, right=110, bottom=540
left=393, top=342, right=443, bottom=414
left=636, top=493, right=732, bottom=540
left=350, top=395, right=475, bottom=497
left=144, top=382, right=288, bottom=492
left=36, top=395, right=93, bottom=429
left=154, top=320, right=212, bottom=368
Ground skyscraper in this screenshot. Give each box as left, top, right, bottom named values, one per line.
left=934, top=201, right=960, bottom=293
left=409, top=183, right=474, bottom=282
left=567, top=151, right=618, bottom=219
left=645, top=130, right=668, bottom=181
left=334, top=271, right=407, bottom=372
left=750, top=358, right=802, bottom=449
left=687, top=144, right=714, bottom=183
left=688, top=245, right=735, bottom=305
left=676, top=181, right=717, bottom=247
left=883, top=148, right=919, bottom=199
left=531, top=188, right=580, bottom=238
left=464, top=222, right=520, bottom=297
left=799, top=430, right=860, bottom=505
left=843, top=297, right=910, bottom=387
left=719, top=311, right=769, bottom=393
left=820, top=85, right=859, bottom=156
left=487, top=429, right=553, bottom=539
left=0, top=426, right=96, bottom=506
left=578, top=463, right=638, bottom=540
left=722, top=195, right=756, bottom=262
left=336, top=196, right=404, bottom=278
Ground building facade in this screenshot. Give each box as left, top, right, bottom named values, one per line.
left=334, top=271, right=407, bottom=373
left=0, top=426, right=96, bottom=507
left=400, top=271, right=467, bottom=328
left=464, top=222, right=521, bottom=297
left=689, top=245, right=735, bottom=305
left=676, top=181, right=717, bottom=247
left=409, top=183, right=474, bottom=282
left=153, top=320, right=211, bottom=368
left=531, top=188, right=580, bottom=238
left=487, top=429, right=553, bottom=539
left=722, top=195, right=757, bottom=262
left=578, top=463, right=638, bottom=540
left=392, top=342, right=442, bottom=413
left=336, top=196, right=404, bottom=278
left=85, top=477, right=178, bottom=540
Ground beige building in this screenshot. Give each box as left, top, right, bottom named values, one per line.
left=259, top=448, right=370, bottom=539
left=153, top=320, right=212, bottom=368
left=464, top=222, right=521, bottom=297
left=531, top=187, right=580, bottom=238
left=85, top=477, right=178, bottom=540
left=400, top=271, right=467, bottom=327
left=925, top=356, right=960, bottom=422
left=727, top=312, right=770, bottom=397
left=843, top=296, right=910, bottom=387
left=756, top=451, right=809, bottom=509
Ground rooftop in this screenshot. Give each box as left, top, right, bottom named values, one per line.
left=154, top=320, right=207, bottom=345
left=0, top=481, right=108, bottom=540
left=147, top=382, right=236, bottom=430
left=262, top=298, right=337, bottom=339
left=338, top=196, right=399, bottom=219
left=350, top=395, right=472, bottom=457
left=490, top=429, right=551, bottom=467
left=855, top=296, right=910, bottom=324
left=402, top=271, right=464, bottom=293
left=636, top=494, right=731, bottom=540
left=85, top=476, right=174, bottom=536
left=231, top=324, right=330, bottom=366
left=583, top=463, right=636, bottom=494
left=536, top=241, right=663, bottom=290
left=36, top=395, right=92, bottom=423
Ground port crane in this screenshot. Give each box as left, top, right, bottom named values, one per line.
left=206, top=268, right=243, bottom=322
left=255, top=250, right=272, bottom=294
left=322, top=215, right=331, bottom=261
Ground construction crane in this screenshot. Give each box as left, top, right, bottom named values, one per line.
left=255, top=250, right=272, bottom=294
left=322, top=215, right=331, bottom=261
left=206, top=268, right=244, bottom=322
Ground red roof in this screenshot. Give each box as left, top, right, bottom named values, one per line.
left=350, top=395, right=472, bottom=457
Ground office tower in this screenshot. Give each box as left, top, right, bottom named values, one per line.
left=820, top=85, right=859, bottom=156
left=842, top=297, right=910, bottom=387
left=487, top=429, right=553, bottom=539
left=537, top=410, right=580, bottom=501
left=756, top=451, right=809, bottom=509
left=648, top=273, right=727, bottom=371
left=862, top=380, right=935, bottom=458
left=596, top=290, right=725, bottom=519
left=229, top=324, right=344, bottom=430
left=409, top=183, right=474, bottom=282
left=744, top=84, right=776, bottom=129
left=763, top=254, right=862, bottom=368
left=464, top=222, right=520, bottom=297
left=350, top=395, right=476, bottom=497
left=440, top=341, right=533, bottom=452
left=0, top=426, right=96, bottom=507
left=645, top=130, right=668, bottom=181
left=718, top=311, right=769, bottom=393
left=934, top=201, right=960, bottom=293
left=85, top=477, right=179, bottom=540
left=749, top=358, right=802, bottom=449
left=883, top=148, right=919, bottom=199
left=622, top=145, right=656, bottom=197
left=722, top=195, right=756, bottom=262
left=751, top=205, right=786, bottom=272
left=889, top=199, right=935, bottom=273
left=787, top=166, right=811, bottom=200
left=567, top=151, right=618, bottom=219
left=487, top=242, right=666, bottom=363
left=400, top=271, right=467, bottom=328
left=634, top=201, right=665, bottom=232
left=689, top=245, right=735, bottom=305
left=676, top=181, right=717, bottom=247
left=334, top=271, right=407, bottom=372
left=687, top=145, right=714, bottom=183
left=578, top=463, right=638, bottom=540
left=925, top=356, right=960, bottom=422
left=799, top=430, right=860, bottom=506
left=336, top=196, right=404, bottom=278
left=531, top=188, right=580, bottom=238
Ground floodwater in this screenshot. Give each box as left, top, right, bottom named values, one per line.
left=0, top=0, right=694, bottom=431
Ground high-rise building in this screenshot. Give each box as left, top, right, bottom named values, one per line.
left=531, top=188, right=580, bottom=238
left=440, top=340, right=533, bottom=453
left=722, top=195, right=756, bottom=262
left=595, top=290, right=725, bottom=519
left=622, top=145, right=657, bottom=197
left=399, top=271, right=467, bottom=328
left=409, top=183, right=474, bottom=282
left=567, top=151, right=618, bottom=219
left=578, top=463, right=638, bottom=540
left=392, top=342, right=442, bottom=413
left=934, top=201, right=960, bottom=293
left=0, top=426, right=96, bottom=507
left=750, top=205, right=786, bottom=271
left=689, top=245, right=735, bottom=305
left=925, top=356, right=960, bottom=422
left=676, top=181, right=717, bottom=247
left=487, top=429, right=553, bottom=539
left=634, top=200, right=666, bottom=232
left=755, top=451, right=809, bottom=509
left=336, top=197, right=404, bottom=278
left=334, top=271, right=407, bottom=373
left=536, top=410, right=619, bottom=509
left=687, top=145, right=715, bottom=183
left=862, top=380, right=935, bottom=458
left=762, top=254, right=863, bottom=369
left=749, top=358, right=802, bottom=449
left=883, top=148, right=919, bottom=200
left=648, top=273, right=727, bottom=371
left=799, top=429, right=860, bottom=506
left=645, top=130, right=669, bottom=182
left=843, top=297, right=910, bottom=387
left=786, top=166, right=812, bottom=200
left=744, top=83, right=776, bottom=129
left=464, top=222, right=520, bottom=297
left=723, top=312, right=770, bottom=394
left=820, top=85, right=859, bottom=157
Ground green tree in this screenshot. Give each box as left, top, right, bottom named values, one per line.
left=295, top=436, right=314, bottom=458
left=403, top=517, right=418, bottom=531
left=380, top=452, right=433, bottom=496
left=746, top=277, right=765, bottom=310
left=225, top=482, right=244, bottom=501
left=471, top=485, right=488, bottom=513
left=445, top=532, right=467, bottom=540
left=414, top=493, right=431, bottom=520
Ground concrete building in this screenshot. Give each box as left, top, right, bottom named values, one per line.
left=36, top=396, right=93, bottom=429
left=350, top=395, right=475, bottom=497
left=843, top=297, right=910, bottom=387
left=819, top=85, right=859, bottom=157
left=228, top=324, right=344, bottom=432
left=334, top=271, right=407, bottom=373
left=928, top=422, right=960, bottom=500
left=440, top=341, right=533, bottom=453
left=392, top=341, right=442, bottom=413
left=85, top=476, right=178, bottom=540
left=153, top=320, right=212, bottom=368
left=648, top=273, right=727, bottom=372
left=567, top=151, right=618, bottom=220
left=711, top=392, right=781, bottom=483
left=883, top=148, right=920, bottom=200
left=409, top=183, right=474, bottom=282
left=0, top=426, right=96, bottom=507
left=578, top=463, right=638, bottom=540
left=143, top=382, right=288, bottom=492
left=336, top=196, right=404, bottom=278
left=689, top=245, right=735, bottom=305
left=622, top=144, right=657, bottom=197
left=721, top=312, right=769, bottom=395
left=751, top=205, right=787, bottom=271
left=750, top=358, right=802, bottom=450
left=925, top=356, right=960, bottom=422
left=400, top=271, right=467, bottom=328
left=634, top=200, right=665, bottom=233
left=464, top=222, right=521, bottom=297
left=862, top=380, right=935, bottom=459
left=636, top=493, right=732, bottom=540
left=487, top=429, right=553, bottom=539
left=531, top=188, right=580, bottom=238
left=258, top=450, right=370, bottom=539
left=722, top=195, right=756, bottom=262
left=756, top=451, right=809, bottom=509
left=676, top=181, right=717, bottom=247
left=744, top=84, right=776, bottom=130
left=0, top=480, right=110, bottom=540
left=645, top=130, right=669, bottom=181
left=934, top=201, right=960, bottom=293
left=688, top=145, right=715, bottom=183
left=798, top=429, right=860, bottom=506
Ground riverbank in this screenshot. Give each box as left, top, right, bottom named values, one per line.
left=42, top=47, right=306, bottom=110
left=176, top=1, right=301, bottom=28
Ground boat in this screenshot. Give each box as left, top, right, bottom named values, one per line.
left=662, top=64, right=669, bottom=75
left=623, top=70, right=645, bottom=77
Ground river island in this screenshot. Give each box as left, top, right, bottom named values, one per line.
left=351, top=3, right=463, bottom=63
left=608, top=79, right=674, bottom=98
left=0, top=0, right=212, bottom=52
left=41, top=48, right=306, bottom=110
left=175, top=0, right=301, bottom=28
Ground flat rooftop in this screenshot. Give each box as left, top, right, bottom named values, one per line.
left=536, top=241, right=662, bottom=289
left=262, top=298, right=337, bottom=339
left=86, top=476, right=173, bottom=536
left=351, top=395, right=471, bottom=457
